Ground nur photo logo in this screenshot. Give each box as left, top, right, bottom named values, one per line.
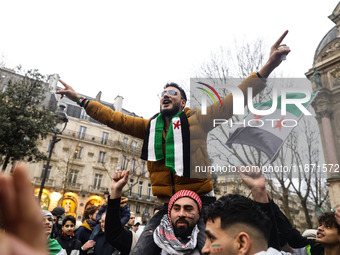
left=196, top=82, right=222, bottom=115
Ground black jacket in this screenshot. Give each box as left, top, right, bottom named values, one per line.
left=94, top=230, right=116, bottom=255
left=105, top=197, right=133, bottom=255
left=56, top=234, right=82, bottom=255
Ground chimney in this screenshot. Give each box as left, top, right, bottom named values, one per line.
left=96, top=91, right=102, bottom=102
left=48, top=74, right=60, bottom=92
left=114, top=95, right=124, bottom=112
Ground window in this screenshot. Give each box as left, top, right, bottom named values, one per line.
left=101, top=132, right=109, bottom=145
left=131, top=159, right=136, bottom=173
left=121, top=156, right=127, bottom=170
left=138, top=181, right=143, bottom=198
left=132, top=141, right=137, bottom=151
left=98, top=151, right=106, bottom=163
left=68, top=170, right=79, bottom=183
left=123, top=138, right=128, bottom=149
left=94, top=174, right=103, bottom=188
left=147, top=183, right=151, bottom=200
left=136, top=204, right=141, bottom=214
left=40, top=165, right=52, bottom=180
left=140, top=162, right=145, bottom=174
left=74, top=146, right=83, bottom=159
left=128, top=179, right=134, bottom=197
left=78, top=126, right=87, bottom=139
left=145, top=206, right=149, bottom=214
left=80, top=109, right=89, bottom=120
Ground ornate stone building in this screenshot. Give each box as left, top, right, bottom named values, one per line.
left=305, top=2, right=340, bottom=209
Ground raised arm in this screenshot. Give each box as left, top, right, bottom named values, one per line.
left=239, top=165, right=268, bottom=203
left=258, top=30, right=290, bottom=78
left=110, top=170, right=130, bottom=199
left=105, top=170, right=133, bottom=255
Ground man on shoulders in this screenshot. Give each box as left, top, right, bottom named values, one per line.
left=56, top=30, right=290, bottom=204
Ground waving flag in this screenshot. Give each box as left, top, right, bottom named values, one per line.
left=226, top=92, right=317, bottom=162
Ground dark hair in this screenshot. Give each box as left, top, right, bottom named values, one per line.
left=51, top=206, right=65, bottom=217
left=318, top=212, right=340, bottom=234
left=164, top=83, right=187, bottom=101
left=153, top=204, right=164, bottom=213
left=84, top=205, right=99, bottom=220
left=62, top=215, right=76, bottom=226
left=204, top=194, right=271, bottom=240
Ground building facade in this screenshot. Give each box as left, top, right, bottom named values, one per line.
left=0, top=69, right=158, bottom=223
left=305, top=2, right=340, bottom=209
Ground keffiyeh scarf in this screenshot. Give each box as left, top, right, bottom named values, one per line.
left=153, top=214, right=199, bottom=255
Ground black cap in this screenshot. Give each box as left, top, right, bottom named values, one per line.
left=51, top=206, right=65, bottom=216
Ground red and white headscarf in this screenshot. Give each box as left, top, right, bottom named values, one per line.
left=167, top=190, right=202, bottom=221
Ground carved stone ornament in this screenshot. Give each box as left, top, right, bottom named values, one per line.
left=328, top=66, right=340, bottom=89
left=316, top=38, right=340, bottom=63
left=312, top=92, right=333, bottom=121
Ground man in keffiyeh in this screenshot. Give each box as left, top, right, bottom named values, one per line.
left=153, top=189, right=203, bottom=255
left=105, top=170, right=203, bottom=255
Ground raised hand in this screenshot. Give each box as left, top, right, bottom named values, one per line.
left=55, top=79, right=81, bottom=102
left=335, top=207, right=340, bottom=226
left=0, top=162, right=48, bottom=255
left=239, top=165, right=268, bottom=203
left=82, top=240, right=96, bottom=251
left=110, top=170, right=130, bottom=199
left=259, top=30, right=290, bottom=78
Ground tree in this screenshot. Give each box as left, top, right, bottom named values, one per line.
left=0, top=68, right=57, bottom=171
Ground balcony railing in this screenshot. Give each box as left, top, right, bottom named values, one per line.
left=61, top=129, right=142, bottom=154
left=89, top=185, right=109, bottom=195
left=33, top=177, right=56, bottom=187
left=123, top=192, right=157, bottom=202
left=64, top=182, right=82, bottom=191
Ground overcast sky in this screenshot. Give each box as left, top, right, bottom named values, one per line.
left=1, top=0, right=339, bottom=117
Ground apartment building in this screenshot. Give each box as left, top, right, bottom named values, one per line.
left=0, top=68, right=158, bottom=223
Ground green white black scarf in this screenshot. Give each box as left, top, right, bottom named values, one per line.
left=141, top=111, right=190, bottom=177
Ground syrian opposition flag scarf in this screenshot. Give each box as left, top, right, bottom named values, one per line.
left=141, top=111, right=190, bottom=177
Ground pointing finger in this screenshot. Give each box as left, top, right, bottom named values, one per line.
left=58, top=79, right=69, bottom=88
left=273, top=30, right=289, bottom=48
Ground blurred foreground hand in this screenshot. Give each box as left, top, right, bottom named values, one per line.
left=0, top=162, right=48, bottom=255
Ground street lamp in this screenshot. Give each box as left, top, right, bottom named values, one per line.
left=38, top=104, right=68, bottom=203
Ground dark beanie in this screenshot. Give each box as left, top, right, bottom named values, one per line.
left=51, top=206, right=65, bottom=216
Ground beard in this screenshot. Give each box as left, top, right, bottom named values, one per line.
left=160, top=101, right=181, bottom=117
left=173, top=218, right=194, bottom=238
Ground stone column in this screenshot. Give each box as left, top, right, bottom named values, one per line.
left=316, top=110, right=339, bottom=170
left=314, top=96, right=340, bottom=208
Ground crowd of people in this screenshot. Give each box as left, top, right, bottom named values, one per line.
left=1, top=30, right=340, bottom=255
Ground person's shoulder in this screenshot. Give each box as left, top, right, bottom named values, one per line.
left=48, top=238, right=63, bottom=254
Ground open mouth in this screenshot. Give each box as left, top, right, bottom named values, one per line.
left=316, top=232, right=324, bottom=238
left=176, top=220, right=188, bottom=227
left=162, top=99, right=171, bottom=107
